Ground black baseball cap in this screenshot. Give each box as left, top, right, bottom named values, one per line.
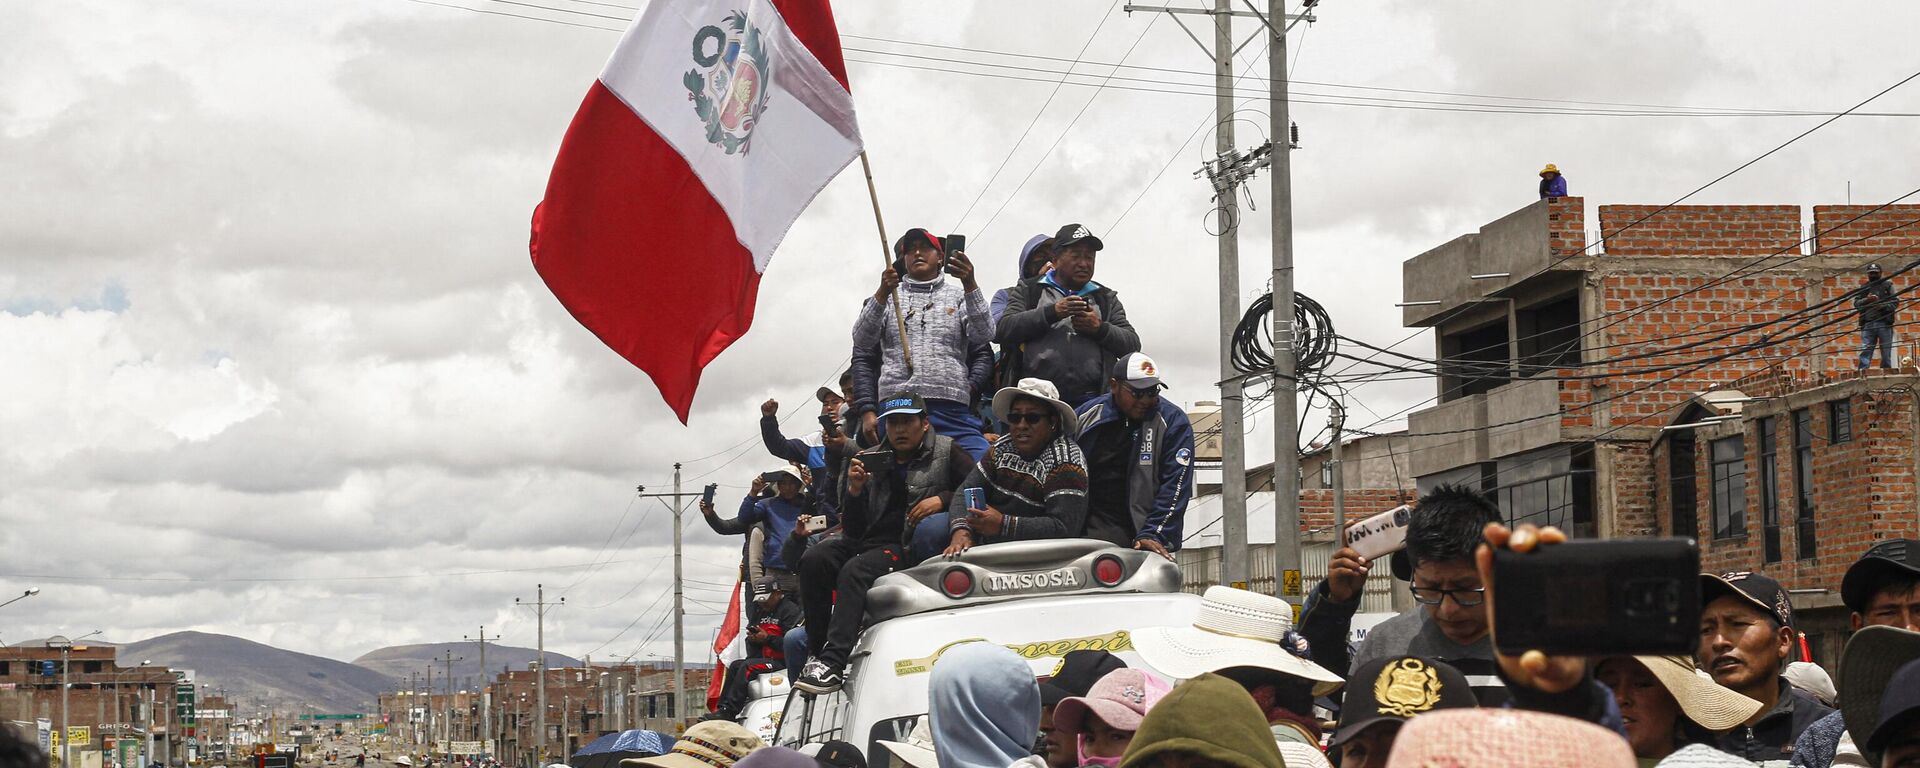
left=1842, top=539, right=1920, bottom=613
left=812, top=740, right=866, bottom=768
left=751, top=575, right=782, bottom=597
left=1038, top=649, right=1127, bottom=706
left=1867, top=263, right=1885, bottom=273
left=1053, top=223, right=1104, bottom=252
left=1332, top=656, right=1477, bottom=746
left=877, top=391, right=927, bottom=421
left=1702, top=571, right=1795, bottom=628
left=893, top=228, right=942, bottom=256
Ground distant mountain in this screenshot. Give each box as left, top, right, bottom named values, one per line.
left=123, top=631, right=391, bottom=714
left=352, top=643, right=582, bottom=692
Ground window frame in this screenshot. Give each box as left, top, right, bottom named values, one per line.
left=1759, top=417, right=1782, bottom=562
left=1710, top=435, right=1748, bottom=540
left=1794, top=409, right=1817, bottom=560
left=1830, top=399, right=1853, bottom=444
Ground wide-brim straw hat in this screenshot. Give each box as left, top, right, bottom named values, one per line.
left=1539, top=163, right=1560, bottom=177
left=1616, top=655, right=1760, bottom=731
left=1133, top=585, right=1344, bottom=696
left=991, top=378, right=1079, bottom=434
left=623, top=722, right=764, bottom=768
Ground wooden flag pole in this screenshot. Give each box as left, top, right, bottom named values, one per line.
left=859, top=150, right=914, bottom=374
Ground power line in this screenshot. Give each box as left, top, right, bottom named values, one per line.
left=950, top=0, right=1123, bottom=235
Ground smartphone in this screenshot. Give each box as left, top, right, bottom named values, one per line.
left=961, top=487, right=984, bottom=512
left=803, top=515, right=828, bottom=534
left=701, top=483, right=717, bottom=506
left=1347, top=505, right=1412, bottom=561
left=944, top=234, right=967, bottom=265
left=1492, top=538, right=1701, bottom=656
left=818, top=413, right=840, bottom=436
left=854, top=452, right=887, bottom=476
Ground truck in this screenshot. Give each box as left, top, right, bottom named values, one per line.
left=771, top=538, right=1199, bottom=766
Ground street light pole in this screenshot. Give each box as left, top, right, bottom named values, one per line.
left=0, top=587, right=40, bottom=611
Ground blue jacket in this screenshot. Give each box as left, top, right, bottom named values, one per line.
left=759, top=414, right=841, bottom=525
left=1073, top=394, right=1195, bottom=549
left=1539, top=174, right=1568, bottom=199
left=703, top=494, right=806, bottom=571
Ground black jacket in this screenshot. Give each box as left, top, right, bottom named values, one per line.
left=1713, top=678, right=1834, bottom=763
left=841, top=431, right=976, bottom=552
left=1854, top=277, right=1899, bottom=325
left=994, top=277, right=1141, bottom=404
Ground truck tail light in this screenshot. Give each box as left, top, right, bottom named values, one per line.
left=941, top=568, right=974, bottom=598
left=1093, top=556, right=1124, bottom=587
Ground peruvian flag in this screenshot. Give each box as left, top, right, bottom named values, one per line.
left=531, top=0, right=862, bottom=422
left=706, top=579, right=747, bottom=711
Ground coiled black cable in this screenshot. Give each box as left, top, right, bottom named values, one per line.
left=1231, top=291, right=1335, bottom=384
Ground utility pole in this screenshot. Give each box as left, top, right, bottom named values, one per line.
left=464, top=627, right=496, bottom=751
left=672, top=463, right=684, bottom=722
left=1208, top=0, right=1253, bottom=590
left=440, top=650, right=462, bottom=746
left=1329, top=400, right=1347, bottom=541
left=515, top=584, right=562, bottom=762
left=1127, top=1, right=1314, bottom=592
left=423, top=663, right=434, bottom=758
left=634, top=468, right=700, bottom=723
left=1266, top=0, right=1303, bottom=604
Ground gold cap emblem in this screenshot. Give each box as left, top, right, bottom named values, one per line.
left=1374, top=658, right=1443, bottom=717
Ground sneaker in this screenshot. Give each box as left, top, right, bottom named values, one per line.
left=794, top=657, right=844, bottom=694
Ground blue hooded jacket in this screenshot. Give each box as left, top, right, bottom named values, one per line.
left=1074, top=393, right=1195, bottom=549
left=990, top=234, right=1053, bottom=328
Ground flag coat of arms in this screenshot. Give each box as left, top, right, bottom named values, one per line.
left=531, top=0, right=861, bottom=422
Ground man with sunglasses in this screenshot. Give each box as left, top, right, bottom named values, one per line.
left=1073, top=352, right=1194, bottom=558
left=1298, top=484, right=1511, bottom=703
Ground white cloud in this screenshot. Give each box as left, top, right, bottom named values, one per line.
left=5, top=0, right=1920, bottom=666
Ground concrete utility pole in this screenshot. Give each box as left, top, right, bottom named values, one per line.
left=423, top=663, right=434, bottom=755
left=1126, top=0, right=1314, bottom=592
left=1266, top=0, right=1303, bottom=604
left=635, top=467, right=702, bottom=722
left=464, top=627, right=496, bottom=748
left=1208, top=0, right=1253, bottom=590
left=516, top=585, right=562, bottom=762
left=440, top=650, right=462, bottom=745
left=1330, top=399, right=1347, bottom=541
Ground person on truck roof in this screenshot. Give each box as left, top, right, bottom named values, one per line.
left=944, top=378, right=1089, bottom=556
left=1074, top=352, right=1194, bottom=558
left=994, top=224, right=1141, bottom=408
left=708, top=577, right=804, bottom=722
left=849, top=228, right=993, bottom=460
left=795, top=391, right=977, bottom=695
left=701, top=465, right=808, bottom=594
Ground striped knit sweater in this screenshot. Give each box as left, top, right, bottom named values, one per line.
left=949, top=433, right=1088, bottom=541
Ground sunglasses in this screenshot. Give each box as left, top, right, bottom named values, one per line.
left=1124, top=384, right=1162, bottom=399
left=1005, top=412, right=1052, bottom=425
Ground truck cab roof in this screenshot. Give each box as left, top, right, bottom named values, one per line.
left=775, top=538, right=1196, bottom=764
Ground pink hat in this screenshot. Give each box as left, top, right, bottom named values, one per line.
left=1384, top=708, right=1632, bottom=768
left=1053, top=669, right=1172, bottom=735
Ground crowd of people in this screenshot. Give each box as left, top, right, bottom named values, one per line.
left=675, top=222, right=1920, bottom=767
left=660, top=488, right=1920, bottom=768
left=698, top=223, right=1197, bottom=704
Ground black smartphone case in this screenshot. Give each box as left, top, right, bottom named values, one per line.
left=1492, top=538, right=1700, bottom=656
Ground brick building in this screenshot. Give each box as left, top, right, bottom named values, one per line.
left=0, top=645, right=180, bottom=767
left=1395, top=197, right=1920, bottom=664
left=1652, top=368, right=1920, bottom=667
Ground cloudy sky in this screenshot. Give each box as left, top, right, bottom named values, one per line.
left=6, top=0, right=1920, bottom=665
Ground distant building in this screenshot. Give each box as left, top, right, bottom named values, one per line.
left=0, top=644, right=179, bottom=767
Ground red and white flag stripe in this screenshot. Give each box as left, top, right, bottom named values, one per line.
left=532, top=0, right=861, bottom=422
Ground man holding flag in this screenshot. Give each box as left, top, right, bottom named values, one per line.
left=531, top=0, right=867, bottom=422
